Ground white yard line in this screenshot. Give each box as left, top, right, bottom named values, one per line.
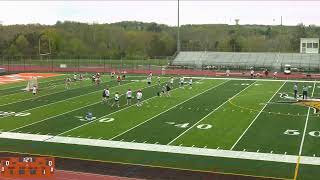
left=230, top=81, right=286, bottom=150
left=8, top=81, right=139, bottom=132
left=1, top=131, right=320, bottom=165
left=0, top=81, right=92, bottom=107
left=0, top=79, right=117, bottom=118
left=0, top=76, right=65, bottom=91
left=167, top=81, right=256, bottom=145
left=109, top=80, right=229, bottom=140
left=53, top=80, right=175, bottom=137
left=187, top=76, right=319, bottom=83
left=298, top=81, right=316, bottom=156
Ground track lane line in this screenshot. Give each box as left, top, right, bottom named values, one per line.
left=167, top=80, right=257, bottom=145
left=230, top=81, right=286, bottom=150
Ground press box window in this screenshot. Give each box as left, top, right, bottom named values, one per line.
left=307, top=43, right=312, bottom=48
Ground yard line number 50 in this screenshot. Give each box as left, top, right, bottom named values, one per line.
left=284, top=129, right=320, bottom=137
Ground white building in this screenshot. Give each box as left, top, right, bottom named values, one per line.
left=300, top=38, right=319, bottom=54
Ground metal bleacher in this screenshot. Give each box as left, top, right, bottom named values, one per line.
left=172, top=51, right=320, bottom=72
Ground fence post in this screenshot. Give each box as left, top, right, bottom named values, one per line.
left=78, top=56, right=80, bottom=73
left=103, top=56, right=106, bottom=73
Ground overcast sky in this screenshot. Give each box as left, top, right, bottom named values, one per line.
left=0, top=1, right=320, bottom=26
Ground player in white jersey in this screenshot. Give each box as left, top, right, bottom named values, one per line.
left=65, top=77, right=71, bottom=89
left=147, top=76, right=152, bottom=86
left=189, top=78, right=193, bottom=89
left=126, top=89, right=132, bottom=105
left=112, top=92, right=120, bottom=108
left=157, top=76, right=161, bottom=86
left=105, top=88, right=110, bottom=104
left=170, top=77, right=174, bottom=88
left=102, top=88, right=110, bottom=104
left=179, top=77, right=184, bottom=88
left=32, top=85, right=37, bottom=95
left=73, top=73, right=77, bottom=82
left=136, top=90, right=143, bottom=106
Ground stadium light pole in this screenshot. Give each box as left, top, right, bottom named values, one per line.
left=177, top=0, right=181, bottom=52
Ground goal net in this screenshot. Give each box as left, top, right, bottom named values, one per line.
left=22, top=77, right=38, bottom=91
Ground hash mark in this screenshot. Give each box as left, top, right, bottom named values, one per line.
left=243, top=149, right=246, bottom=151
left=192, top=145, right=195, bottom=147
left=155, top=142, right=159, bottom=144
left=88, top=136, right=91, bottom=138
left=132, top=140, right=135, bottom=142
left=257, top=149, right=259, bottom=152
left=179, top=144, right=183, bottom=146
left=217, top=147, right=220, bottom=150
left=314, top=154, right=316, bottom=157
left=120, top=139, right=124, bottom=141
left=98, top=137, right=103, bottom=139
left=270, top=151, right=273, bottom=154
left=284, top=152, right=287, bottom=155
left=203, top=146, right=207, bottom=148
left=143, top=141, right=147, bottom=143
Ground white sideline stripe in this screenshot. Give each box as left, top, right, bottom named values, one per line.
left=55, top=80, right=172, bottom=137
left=186, top=76, right=319, bottom=83
left=298, top=82, right=316, bottom=155
left=9, top=81, right=139, bottom=132
left=0, top=78, right=120, bottom=118
left=167, top=81, right=256, bottom=145
left=230, top=81, right=286, bottom=150
left=109, top=80, right=229, bottom=140
left=57, top=79, right=204, bottom=137
left=0, top=78, right=90, bottom=107
left=0, top=76, right=65, bottom=91
left=1, top=131, right=320, bottom=165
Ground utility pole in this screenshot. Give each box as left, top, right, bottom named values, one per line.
left=177, top=0, right=181, bottom=52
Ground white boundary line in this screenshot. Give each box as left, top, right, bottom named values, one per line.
left=0, top=79, right=135, bottom=119
left=0, top=74, right=65, bottom=91
left=298, top=81, right=316, bottom=155
left=1, top=131, right=320, bottom=165
left=186, top=76, right=319, bottom=83
left=167, top=81, right=257, bottom=145
left=8, top=81, right=139, bottom=132
left=0, top=79, right=93, bottom=107
left=109, top=80, right=229, bottom=140
left=230, top=81, right=286, bottom=150
left=54, top=78, right=177, bottom=137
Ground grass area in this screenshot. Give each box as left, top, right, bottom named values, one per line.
left=1, top=73, right=320, bottom=179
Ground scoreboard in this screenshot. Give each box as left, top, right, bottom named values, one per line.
left=0, top=157, right=55, bottom=178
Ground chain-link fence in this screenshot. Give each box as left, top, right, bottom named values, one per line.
left=0, top=55, right=171, bottom=73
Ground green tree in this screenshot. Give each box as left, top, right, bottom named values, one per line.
left=15, top=34, right=29, bottom=55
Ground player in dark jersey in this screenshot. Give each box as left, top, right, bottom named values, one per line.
left=117, top=75, right=121, bottom=85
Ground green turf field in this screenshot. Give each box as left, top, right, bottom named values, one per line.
left=0, top=73, right=320, bottom=180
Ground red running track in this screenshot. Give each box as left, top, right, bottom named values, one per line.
left=0, top=170, right=142, bottom=180
left=1, top=65, right=320, bottom=80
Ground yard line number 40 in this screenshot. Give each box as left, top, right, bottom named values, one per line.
left=165, top=122, right=212, bottom=129
left=98, top=119, right=213, bottom=130
left=284, top=129, right=320, bottom=137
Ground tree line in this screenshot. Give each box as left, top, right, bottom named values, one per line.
left=0, top=21, right=319, bottom=59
